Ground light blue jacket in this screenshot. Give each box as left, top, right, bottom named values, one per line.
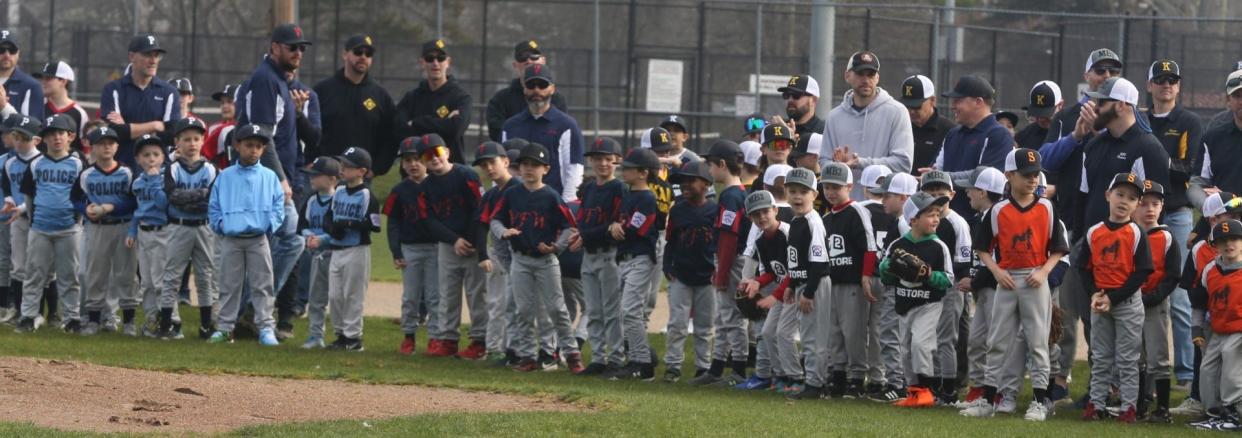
left=208, top=161, right=284, bottom=237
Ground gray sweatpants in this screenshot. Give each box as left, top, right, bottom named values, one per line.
left=663, top=279, right=714, bottom=372
left=620, top=255, right=654, bottom=363
left=983, top=269, right=1052, bottom=391
left=936, top=286, right=964, bottom=379
left=10, top=215, right=29, bottom=283
left=400, top=243, right=439, bottom=336
left=967, top=287, right=995, bottom=385
left=1142, top=299, right=1171, bottom=381
left=22, top=227, right=81, bottom=321
left=0, top=218, right=11, bottom=289
left=1056, top=267, right=1085, bottom=377
left=216, top=235, right=274, bottom=333
left=510, top=252, right=578, bottom=359
left=761, top=295, right=802, bottom=379
left=1201, top=331, right=1242, bottom=410
left=877, top=284, right=903, bottom=387
left=997, top=286, right=1064, bottom=395
left=902, top=301, right=942, bottom=384
left=713, top=257, right=748, bottom=363
left=328, top=245, right=370, bottom=339
left=137, top=226, right=178, bottom=323
left=432, top=243, right=487, bottom=343
left=583, top=250, right=624, bottom=366
left=83, top=223, right=138, bottom=312
left=828, top=282, right=870, bottom=379
left=1089, top=293, right=1143, bottom=410
left=159, top=224, right=216, bottom=309
left=799, top=276, right=834, bottom=387
left=305, top=249, right=331, bottom=339
left=500, top=260, right=556, bottom=355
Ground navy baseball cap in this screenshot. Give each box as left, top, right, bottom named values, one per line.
left=413, top=133, right=448, bottom=155
left=398, top=136, right=420, bottom=157
left=172, top=117, right=207, bottom=137
left=87, top=126, right=119, bottom=144
left=659, top=115, right=688, bottom=133
left=40, top=114, right=75, bottom=136
left=502, top=137, right=529, bottom=152
left=704, top=139, right=742, bottom=164
left=943, top=75, right=995, bottom=100
left=621, top=148, right=659, bottom=170
left=271, top=24, right=311, bottom=46
left=743, top=113, right=766, bottom=134
left=301, top=156, right=341, bottom=177
left=233, top=123, right=273, bottom=145
left=134, top=134, right=164, bottom=153
left=0, top=113, right=18, bottom=133
left=473, top=141, right=507, bottom=166
left=338, top=146, right=373, bottom=169
left=0, top=29, right=17, bottom=51
left=171, top=77, right=193, bottom=94
left=127, top=34, right=165, bottom=54
left=211, top=84, right=237, bottom=102
left=517, top=143, right=551, bottom=166
left=585, top=137, right=623, bottom=157
left=514, top=39, right=541, bottom=60
left=6, top=114, right=37, bottom=137
left=523, top=64, right=554, bottom=85
left=670, top=161, right=712, bottom=185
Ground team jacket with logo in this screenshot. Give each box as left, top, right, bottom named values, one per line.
left=577, top=178, right=625, bottom=252
left=298, top=192, right=334, bottom=246
left=974, top=197, right=1069, bottom=270
left=936, top=209, right=974, bottom=280
left=129, top=169, right=168, bottom=237
left=1076, top=220, right=1154, bottom=304
left=880, top=233, right=953, bottom=315
left=664, top=197, right=718, bottom=286
left=822, top=200, right=877, bottom=284
left=208, top=162, right=284, bottom=237
left=80, top=163, right=137, bottom=221
left=325, top=184, right=380, bottom=247
left=615, top=188, right=658, bottom=262
left=488, top=184, right=577, bottom=256
left=789, top=210, right=829, bottom=299
left=22, top=154, right=85, bottom=232
left=1140, top=225, right=1181, bottom=304
left=714, top=184, right=750, bottom=286
left=1192, top=258, right=1242, bottom=334
left=164, top=158, right=218, bottom=221
left=424, top=164, right=484, bottom=246
left=1, top=150, right=40, bottom=212
left=752, top=222, right=792, bottom=300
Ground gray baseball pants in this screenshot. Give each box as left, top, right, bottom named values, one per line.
left=215, top=235, right=274, bottom=333
left=21, top=227, right=80, bottom=321
left=432, top=243, right=488, bottom=343
left=620, top=255, right=654, bottom=364
left=400, top=243, right=439, bottom=336
left=159, top=224, right=216, bottom=309
left=583, top=250, right=624, bottom=366
left=82, top=223, right=138, bottom=312
left=305, top=249, right=331, bottom=340
left=509, top=252, right=578, bottom=359
left=1089, top=293, right=1143, bottom=410
left=902, top=301, right=943, bottom=383
left=799, top=276, right=833, bottom=387
left=663, top=279, right=714, bottom=372
left=828, top=282, right=870, bottom=379
left=982, top=269, right=1052, bottom=391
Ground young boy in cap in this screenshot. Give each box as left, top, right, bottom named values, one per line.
left=784, top=167, right=833, bottom=400
left=207, top=124, right=285, bottom=346
left=322, top=147, right=380, bottom=351
left=606, top=148, right=662, bottom=381
left=204, top=84, right=236, bottom=167
left=754, top=124, right=793, bottom=192
left=857, top=164, right=899, bottom=400
left=159, top=117, right=218, bottom=339
left=573, top=137, right=627, bottom=375
left=739, top=190, right=798, bottom=392
left=2, top=116, right=42, bottom=329
left=954, top=166, right=1007, bottom=404
left=385, top=138, right=442, bottom=354
left=79, top=126, right=137, bottom=335
left=1189, top=219, right=1242, bottom=430
left=661, top=161, right=718, bottom=383
left=918, top=170, right=974, bottom=404
left=882, top=192, right=955, bottom=408
left=736, top=164, right=793, bottom=390
left=36, top=61, right=88, bottom=139
left=1132, top=179, right=1180, bottom=422
left=297, top=156, right=340, bottom=349
left=474, top=140, right=520, bottom=361
left=870, top=171, right=920, bottom=400
left=488, top=143, right=584, bottom=373
left=0, top=115, right=19, bottom=325
left=961, top=149, right=1069, bottom=422
left=126, top=134, right=169, bottom=337
left=639, top=127, right=675, bottom=326
left=819, top=161, right=878, bottom=398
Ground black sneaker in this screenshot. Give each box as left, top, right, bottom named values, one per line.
left=538, top=350, right=558, bottom=371
left=788, top=384, right=825, bottom=400
left=867, top=384, right=906, bottom=403
left=1146, top=407, right=1172, bottom=424
left=606, top=363, right=648, bottom=381
left=14, top=317, right=34, bottom=333
left=62, top=319, right=82, bottom=334
left=663, top=367, right=682, bottom=383
left=326, top=336, right=350, bottom=350
left=578, top=362, right=608, bottom=376
left=342, top=337, right=364, bottom=352
left=843, top=381, right=865, bottom=399
left=198, top=325, right=213, bottom=340
left=493, top=350, right=520, bottom=367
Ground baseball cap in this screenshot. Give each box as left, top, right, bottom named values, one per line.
left=920, top=170, right=954, bottom=191
left=776, top=74, right=820, bottom=99
left=127, top=34, right=165, bottom=53
left=1203, top=192, right=1233, bottom=217
left=40, top=114, right=75, bottom=135
left=860, top=165, right=892, bottom=190
left=659, top=115, right=688, bottom=133
left=171, top=117, right=207, bottom=137
left=1227, top=70, right=1242, bottom=96
left=1084, top=48, right=1123, bottom=73
left=1142, top=179, right=1165, bottom=198
left=739, top=140, right=762, bottom=167
left=746, top=190, right=777, bottom=215
left=397, top=136, right=420, bottom=157
left=1107, top=172, right=1143, bottom=193
left=670, top=161, right=712, bottom=185
left=86, top=126, right=119, bottom=144
left=413, top=133, right=449, bottom=155
left=704, top=139, right=743, bottom=164
left=0, top=113, right=18, bottom=133
left=1005, top=148, right=1043, bottom=175
left=171, top=77, right=193, bottom=94
left=344, top=34, right=374, bottom=51
left=233, top=123, right=273, bottom=145
left=338, top=146, right=373, bottom=169
left=743, top=113, right=766, bottom=134
left=472, top=141, right=507, bottom=166
left=585, top=137, right=624, bottom=157
left=1024, top=81, right=1063, bottom=118
left=903, top=192, right=950, bottom=223
left=301, top=156, right=341, bottom=177
left=882, top=172, right=919, bottom=196
left=1212, top=219, right=1242, bottom=243
left=523, top=64, right=554, bottom=85
left=134, top=134, right=164, bottom=153
left=784, top=167, right=817, bottom=190
left=942, top=75, right=995, bottom=100
left=517, top=143, right=550, bottom=166
left=792, top=132, right=824, bottom=159
left=421, top=39, right=448, bottom=56
left=506, top=149, right=521, bottom=164
left=212, top=84, right=237, bottom=102
left=1085, top=77, right=1139, bottom=106
left=271, top=24, right=311, bottom=46
left=621, top=147, right=659, bottom=170
left=33, top=61, right=75, bottom=82
left=820, top=161, right=852, bottom=186
left=760, top=123, right=794, bottom=147
left=1148, top=59, right=1180, bottom=81
left=502, top=137, right=529, bottom=151
left=845, top=51, right=880, bottom=73
left=0, top=29, right=16, bottom=51
left=514, top=39, right=541, bottom=60
left=899, top=75, right=935, bottom=108
left=995, top=111, right=1019, bottom=127
left=640, top=127, right=673, bottom=153
left=954, top=166, right=1006, bottom=195
left=763, top=164, right=793, bottom=187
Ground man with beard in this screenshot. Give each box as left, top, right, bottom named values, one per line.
left=99, top=34, right=180, bottom=167
left=774, top=74, right=825, bottom=141
left=501, top=64, right=584, bottom=201
left=314, top=34, right=398, bottom=175
left=823, top=51, right=914, bottom=200
left=899, top=74, right=955, bottom=176
left=0, top=30, right=42, bottom=121
left=1014, top=81, right=1062, bottom=150
left=487, top=39, right=567, bottom=142
left=396, top=39, right=472, bottom=165
left=1079, top=77, right=1170, bottom=229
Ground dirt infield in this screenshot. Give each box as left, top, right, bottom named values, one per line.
left=0, top=357, right=577, bottom=434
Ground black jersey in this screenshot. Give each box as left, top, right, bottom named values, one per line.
left=823, top=200, right=877, bottom=284
left=884, top=234, right=953, bottom=315
left=788, top=211, right=829, bottom=299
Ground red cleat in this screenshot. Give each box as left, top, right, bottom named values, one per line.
left=1117, top=405, right=1137, bottom=424
left=399, top=337, right=416, bottom=356
left=566, top=352, right=585, bottom=374
left=425, top=339, right=456, bottom=357
left=964, top=386, right=984, bottom=402
left=456, top=340, right=487, bottom=360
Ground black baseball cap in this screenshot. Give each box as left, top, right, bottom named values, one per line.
left=502, top=137, right=529, bottom=152
left=413, top=133, right=448, bottom=155
left=761, top=123, right=793, bottom=146
left=659, top=115, right=688, bottom=133
left=172, top=117, right=207, bottom=137
left=995, top=111, right=1019, bottom=127
left=704, top=139, right=742, bottom=164
left=473, top=141, right=507, bottom=166
left=743, top=113, right=766, bottom=134
left=234, top=124, right=273, bottom=145
left=517, top=143, right=551, bottom=166
left=670, top=161, right=712, bottom=185
left=134, top=134, right=164, bottom=153
left=301, top=156, right=341, bottom=177
left=585, top=137, right=623, bottom=157
left=171, top=77, right=193, bottom=94
left=271, top=24, right=311, bottom=46
left=1107, top=172, right=1143, bottom=193
left=10, top=115, right=40, bottom=137
left=943, top=75, right=995, bottom=100
left=641, top=127, right=672, bottom=153
left=776, top=74, right=821, bottom=98
left=1142, top=179, right=1165, bottom=198
left=86, top=126, right=119, bottom=144
left=899, top=75, right=935, bottom=108
left=514, top=39, right=541, bottom=60
left=0, top=113, right=17, bottom=133
left=0, top=29, right=17, bottom=51
left=845, top=51, right=880, bottom=73
left=398, top=136, right=420, bottom=157
left=523, top=64, right=554, bottom=85
left=1005, top=148, right=1042, bottom=175
left=338, top=146, right=373, bottom=169
left=1024, top=81, right=1062, bottom=118
left=344, top=34, right=374, bottom=51
left=621, top=147, right=659, bottom=170
left=211, top=84, right=237, bottom=102
left=1149, top=59, right=1181, bottom=81
left=1212, top=219, right=1242, bottom=243
left=421, top=39, right=448, bottom=57
left=40, top=114, right=75, bottom=136
left=127, top=34, right=165, bottom=54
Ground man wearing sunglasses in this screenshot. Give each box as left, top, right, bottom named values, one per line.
left=487, top=39, right=567, bottom=142
left=501, top=64, right=585, bottom=202
left=775, top=74, right=825, bottom=142
left=900, top=74, right=955, bottom=177
left=823, top=51, right=914, bottom=201
left=0, top=30, right=42, bottom=122
left=314, top=34, right=398, bottom=176
left=396, top=39, right=472, bottom=166
left=99, top=33, right=180, bottom=168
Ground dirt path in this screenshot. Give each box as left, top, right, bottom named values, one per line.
left=0, top=357, right=577, bottom=434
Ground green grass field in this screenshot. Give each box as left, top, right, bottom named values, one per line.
left=0, top=307, right=1194, bottom=437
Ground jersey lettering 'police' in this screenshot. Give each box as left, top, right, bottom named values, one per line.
left=80, top=164, right=136, bottom=220
left=788, top=211, right=828, bottom=294
left=823, top=201, right=876, bottom=282
left=23, top=154, right=85, bottom=232
left=328, top=185, right=380, bottom=247
left=130, top=170, right=168, bottom=227
left=299, top=192, right=333, bottom=244
left=664, top=198, right=718, bottom=286
left=164, top=159, right=218, bottom=220
left=490, top=184, right=577, bottom=255
left=577, top=178, right=625, bottom=251
left=936, top=209, right=974, bottom=278
left=1, top=150, right=40, bottom=209
left=885, top=235, right=953, bottom=315
left=754, top=222, right=792, bottom=280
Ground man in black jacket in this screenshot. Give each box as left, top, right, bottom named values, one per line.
left=397, top=39, right=472, bottom=164
left=314, top=34, right=398, bottom=175
left=486, top=39, right=567, bottom=142
left=899, top=74, right=955, bottom=176
left=1013, top=81, right=1062, bottom=150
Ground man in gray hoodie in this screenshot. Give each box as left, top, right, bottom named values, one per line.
left=822, top=51, right=914, bottom=201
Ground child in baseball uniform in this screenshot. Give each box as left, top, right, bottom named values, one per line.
left=386, top=138, right=441, bottom=355
left=737, top=165, right=794, bottom=392
left=857, top=164, right=895, bottom=399
left=605, top=148, right=661, bottom=381
left=324, top=147, right=381, bottom=351
left=489, top=143, right=584, bottom=373
left=784, top=167, right=832, bottom=401
left=0, top=116, right=18, bottom=325
left=919, top=170, right=973, bottom=404
left=574, top=137, right=627, bottom=375
left=14, top=114, right=85, bottom=333
left=297, top=156, right=339, bottom=349
left=206, top=124, right=285, bottom=346
left=871, top=172, right=919, bottom=400
left=160, top=117, right=218, bottom=340
left=1076, top=173, right=1154, bottom=424
left=474, top=141, right=520, bottom=361
left=2, top=116, right=41, bottom=330
left=739, top=190, right=796, bottom=392
left=1130, top=179, right=1180, bottom=423
left=882, top=192, right=954, bottom=408
left=955, top=167, right=1006, bottom=404
left=127, top=135, right=171, bottom=337
left=1189, top=219, right=1242, bottom=431
left=661, top=161, right=718, bottom=383
left=819, top=161, right=877, bottom=399
left=78, top=126, right=137, bottom=336
left=640, top=128, right=674, bottom=325
left=961, top=148, right=1068, bottom=421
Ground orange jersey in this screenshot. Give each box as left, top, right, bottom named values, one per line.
left=1084, top=221, right=1145, bottom=290
left=1141, top=227, right=1173, bottom=294
left=1200, top=261, right=1242, bottom=334
left=1193, top=240, right=1218, bottom=276
left=977, top=197, right=1068, bottom=270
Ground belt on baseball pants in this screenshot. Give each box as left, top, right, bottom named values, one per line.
left=138, top=224, right=165, bottom=231
left=586, top=245, right=614, bottom=254
left=168, top=217, right=206, bottom=226
left=89, top=217, right=127, bottom=225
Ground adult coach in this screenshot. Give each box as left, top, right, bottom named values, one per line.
left=824, top=51, right=914, bottom=200
left=1079, top=77, right=1170, bottom=228
left=1013, top=81, right=1062, bottom=150
left=99, top=34, right=180, bottom=167
left=899, top=74, right=955, bottom=176
left=314, top=34, right=398, bottom=175
left=487, top=39, right=567, bottom=142
left=501, top=64, right=584, bottom=201
left=396, top=39, right=472, bottom=165
left=775, top=74, right=825, bottom=140
left=931, top=75, right=1013, bottom=219
left=0, top=30, right=42, bottom=120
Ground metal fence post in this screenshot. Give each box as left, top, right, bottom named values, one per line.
left=436, top=0, right=443, bottom=38
left=931, top=7, right=940, bottom=92
left=754, top=3, right=761, bottom=109
left=593, top=0, right=600, bottom=136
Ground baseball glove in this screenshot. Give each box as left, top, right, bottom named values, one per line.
left=169, top=188, right=210, bottom=214
left=888, top=248, right=931, bottom=284
left=735, top=289, right=768, bottom=321
left=1048, top=304, right=1064, bottom=345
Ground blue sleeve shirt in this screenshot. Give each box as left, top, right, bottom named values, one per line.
left=130, top=169, right=169, bottom=237
left=80, top=164, right=137, bottom=220
left=23, top=154, right=86, bottom=232
left=208, top=162, right=284, bottom=236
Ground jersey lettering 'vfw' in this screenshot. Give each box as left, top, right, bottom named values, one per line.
left=164, top=159, right=218, bottom=221
left=489, top=184, right=577, bottom=255
left=80, top=164, right=137, bottom=220
left=788, top=210, right=829, bottom=298
left=423, top=164, right=483, bottom=239
left=577, top=178, right=625, bottom=251
left=822, top=200, right=876, bottom=283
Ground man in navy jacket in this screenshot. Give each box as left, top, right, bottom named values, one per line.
left=99, top=34, right=179, bottom=167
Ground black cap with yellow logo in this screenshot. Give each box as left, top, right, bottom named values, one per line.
left=514, top=39, right=541, bottom=60
left=421, top=39, right=448, bottom=56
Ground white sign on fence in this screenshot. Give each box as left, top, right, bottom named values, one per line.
left=646, top=59, right=684, bottom=113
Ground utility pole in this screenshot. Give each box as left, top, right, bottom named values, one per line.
left=809, top=0, right=835, bottom=104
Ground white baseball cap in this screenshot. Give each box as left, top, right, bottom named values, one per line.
left=1227, top=70, right=1242, bottom=96
left=1085, top=77, right=1139, bottom=106
left=953, top=166, right=1006, bottom=195
left=1204, top=193, right=1228, bottom=217
left=34, top=60, right=75, bottom=82
left=739, top=140, right=762, bottom=167
left=860, top=164, right=892, bottom=189
left=763, top=164, right=792, bottom=187
left=882, top=172, right=919, bottom=196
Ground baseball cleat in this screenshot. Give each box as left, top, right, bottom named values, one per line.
left=787, top=384, right=825, bottom=400
left=959, top=401, right=995, bottom=417
left=688, top=372, right=722, bottom=386
left=62, top=319, right=82, bottom=334
left=80, top=321, right=100, bottom=336
left=13, top=317, right=34, bottom=333
left=565, top=352, right=585, bottom=374
left=995, top=391, right=1017, bottom=414
left=258, top=328, right=280, bottom=346
left=398, top=337, right=416, bottom=355
left=302, top=336, right=325, bottom=349
left=662, top=368, right=682, bottom=383
left=456, top=340, right=487, bottom=360
left=207, top=330, right=234, bottom=344
left=1146, top=407, right=1172, bottom=424
left=869, top=385, right=906, bottom=403
left=735, top=375, right=771, bottom=390
left=1024, top=401, right=1049, bottom=421
left=1170, top=397, right=1204, bottom=416
left=512, top=358, right=540, bottom=373
left=121, top=322, right=138, bottom=337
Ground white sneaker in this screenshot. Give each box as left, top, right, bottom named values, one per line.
left=1024, top=401, right=1048, bottom=421
left=996, top=392, right=1017, bottom=413
left=122, top=322, right=138, bottom=337
left=0, top=308, right=14, bottom=324
left=960, top=402, right=995, bottom=417
left=954, top=397, right=989, bottom=410
left=301, top=336, right=325, bottom=349
left=32, top=315, right=45, bottom=330
left=1170, top=398, right=1204, bottom=416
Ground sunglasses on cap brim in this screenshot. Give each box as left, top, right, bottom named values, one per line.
left=765, top=139, right=793, bottom=150
left=419, top=146, right=450, bottom=161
